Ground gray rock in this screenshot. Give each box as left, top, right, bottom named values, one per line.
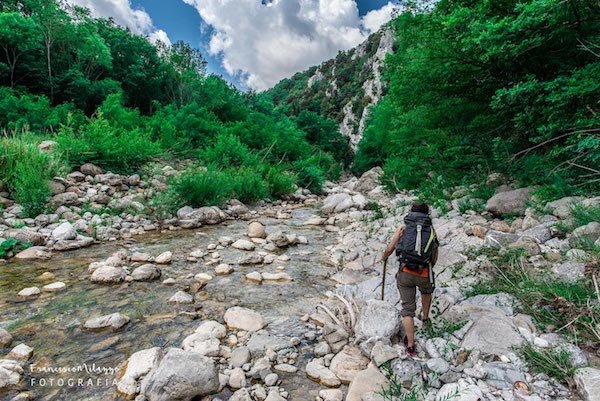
left=53, top=235, right=94, bottom=251
left=230, top=347, right=251, bottom=368
left=141, top=348, right=219, bottom=401
left=552, top=262, right=586, bottom=283
left=168, top=291, right=194, bottom=304
left=355, top=300, right=401, bottom=341
left=248, top=222, right=266, bottom=238
left=49, top=192, right=80, bottom=209
left=426, top=358, right=450, bottom=374
left=370, top=342, right=398, bottom=366
left=80, top=163, right=104, bottom=176
left=116, top=347, right=162, bottom=399
left=6, top=228, right=45, bottom=246
left=480, top=362, right=526, bottom=389
left=246, top=332, right=289, bottom=357
left=177, top=206, right=225, bottom=225
left=0, top=328, right=13, bottom=348
left=84, top=313, right=130, bottom=331
left=14, top=246, right=51, bottom=260
left=131, top=264, right=161, bottom=281
left=355, top=167, right=383, bottom=194
left=435, top=380, right=483, bottom=401
left=329, top=345, right=369, bottom=384
left=224, top=307, right=266, bottom=332
left=91, top=265, right=126, bottom=283
left=571, top=222, right=600, bottom=245
left=485, top=187, right=535, bottom=216
left=574, top=367, right=600, bottom=401
left=546, top=196, right=583, bottom=219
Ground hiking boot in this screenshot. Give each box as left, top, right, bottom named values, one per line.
left=405, top=345, right=417, bottom=357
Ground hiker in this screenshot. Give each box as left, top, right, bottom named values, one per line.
left=382, top=201, right=439, bottom=356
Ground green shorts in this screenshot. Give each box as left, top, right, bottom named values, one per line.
left=397, top=270, right=435, bottom=318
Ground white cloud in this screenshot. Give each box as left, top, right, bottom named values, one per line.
left=361, top=2, right=398, bottom=33
left=66, top=0, right=170, bottom=45
left=183, top=0, right=400, bottom=90
left=148, top=29, right=172, bottom=46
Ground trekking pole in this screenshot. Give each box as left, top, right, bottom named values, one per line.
left=381, top=259, right=387, bottom=301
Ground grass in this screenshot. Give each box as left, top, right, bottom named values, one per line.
left=421, top=319, right=467, bottom=339
left=467, top=247, right=600, bottom=348
left=554, top=204, right=600, bottom=237
left=379, top=362, right=427, bottom=401
left=521, top=344, right=578, bottom=383
left=0, top=238, right=31, bottom=258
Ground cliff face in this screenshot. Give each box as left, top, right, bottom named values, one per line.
left=266, top=27, right=394, bottom=150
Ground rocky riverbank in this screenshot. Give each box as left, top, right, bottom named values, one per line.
left=1, top=167, right=599, bottom=401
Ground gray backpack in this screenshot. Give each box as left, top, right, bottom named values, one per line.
left=395, top=212, right=438, bottom=271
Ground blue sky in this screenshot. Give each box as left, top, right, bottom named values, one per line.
left=70, top=0, right=399, bottom=89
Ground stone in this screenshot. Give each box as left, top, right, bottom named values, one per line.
left=182, top=335, right=220, bottom=357
left=305, top=360, right=341, bottom=387
left=427, top=358, right=450, bottom=375
left=116, top=347, right=162, bottom=399
left=546, top=196, right=584, bottom=219
left=322, top=193, right=355, bottom=214
left=485, top=187, right=535, bottom=216
left=355, top=300, right=400, bottom=341
left=154, top=251, right=172, bottom=264
left=238, top=254, right=265, bottom=265
left=84, top=313, right=130, bottom=331
left=224, top=307, right=267, bottom=332
left=319, top=389, right=344, bottom=401
left=370, top=342, right=398, bottom=366
left=91, top=266, right=126, bottom=283
left=232, top=239, right=256, bottom=251
left=435, top=381, right=483, bottom=401
left=314, top=342, right=331, bottom=357
left=574, top=367, right=600, bottom=401
left=571, top=222, right=600, bottom=245
left=266, top=231, right=293, bottom=248
left=131, top=252, right=152, bottom=262
left=0, top=328, right=13, bottom=348
left=355, top=167, right=383, bottom=194
left=14, top=247, right=51, bottom=260
left=261, top=272, right=291, bottom=281
left=53, top=235, right=94, bottom=251
left=141, top=348, right=219, bottom=401
left=194, top=273, right=213, bottom=283
left=49, top=192, right=80, bottom=209
left=7, top=344, right=33, bottom=362
left=246, top=332, right=290, bottom=356
left=231, top=347, right=251, bottom=368
left=0, top=359, right=23, bottom=389
left=552, top=262, right=586, bottom=283
left=38, top=140, right=57, bottom=152
left=131, top=264, right=161, bottom=281
left=80, top=163, right=104, bottom=176
left=215, top=264, right=233, bottom=275
left=17, top=287, right=40, bottom=298
left=168, top=291, right=194, bottom=304
left=274, top=364, right=297, bottom=373
left=330, top=346, right=369, bottom=384
left=460, top=314, right=523, bottom=356
left=230, top=388, right=252, bottom=401
left=42, top=282, right=66, bottom=292
left=248, top=222, right=267, bottom=238
left=346, top=364, right=388, bottom=401
left=177, top=206, right=225, bottom=225
left=37, top=272, right=55, bottom=281
left=195, top=320, right=226, bottom=339
left=6, top=228, right=45, bottom=246
left=264, top=373, right=278, bottom=386
left=229, top=367, right=247, bottom=389
left=246, top=272, right=263, bottom=283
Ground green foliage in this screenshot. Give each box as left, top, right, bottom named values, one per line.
left=264, top=166, right=297, bottom=198
left=199, top=133, right=259, bottom=169
left=229, top=167, right=269, bottom=204
left=293, top=158, right=326, bottom=194
left=379, top=362, right=428, bottom=401
left=171, top=168, right=233, bottom=208
left=421, top=319, right=467, bottom=339
left=56, top=95, right=161, bottom=173
left=0, top=238, right=30, bottom=258
left=0, top=135, right=63, bottom=216
left=521, top=344, right=577, bottom=383
left=355, top=0, right=600, bottom=195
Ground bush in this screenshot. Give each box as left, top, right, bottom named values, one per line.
left=0, top=238, right=31, bottom=258
left=170, top=168, right=233, bottom=207
left=0, top=135, right=64, bottom=216
left=521, top=344, right=577, bottom=383
left=263, top=166, right=296, bottom=198
left=229, top=167, right=269, bottom=204
left=199, top=133, right=259, bottom=169
left=56, top=112, right=161, bottom=173
left=293, top=158, right=326, bottom=194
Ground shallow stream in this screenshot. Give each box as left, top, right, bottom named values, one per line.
left=0, top=206, right=338, bottom=401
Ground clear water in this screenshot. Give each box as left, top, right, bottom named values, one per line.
left=0, top=206, right=339, bottom=400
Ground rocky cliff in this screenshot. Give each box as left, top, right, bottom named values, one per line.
left=266, top=27, right=394, bottom=150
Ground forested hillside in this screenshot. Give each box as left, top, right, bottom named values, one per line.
left=265, top=28, right=394, bottom=151
left=0, top=0, right=348, bottom=217
left=353, top=0, right=600, bottom=204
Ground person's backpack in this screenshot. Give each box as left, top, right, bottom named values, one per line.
left=396, top=211, right=437, bottom=271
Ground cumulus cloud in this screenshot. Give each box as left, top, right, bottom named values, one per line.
left=183, top=0, right=399, bottom=90
left=66, top=0, right=170, bottom=45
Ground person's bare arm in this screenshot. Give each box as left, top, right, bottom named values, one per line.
left=382, top=227, right=404, bottom=261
